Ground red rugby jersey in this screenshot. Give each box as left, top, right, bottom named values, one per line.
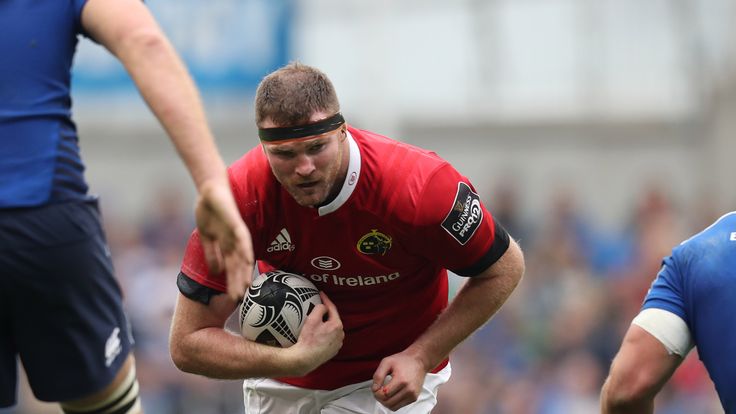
left=180, top=126, right=506, bottom=390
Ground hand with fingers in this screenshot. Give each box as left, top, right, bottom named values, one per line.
left=194, top=177, right=255, bottom=301
left=288, top=292, right=345, bottom=376
left=371, top=351, right=428, bottom=411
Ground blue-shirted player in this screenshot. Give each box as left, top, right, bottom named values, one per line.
left=0, top=0, right=254, bottom=413
left=602, top=211, right=736, bottom=413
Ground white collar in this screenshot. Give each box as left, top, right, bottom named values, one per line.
left=318, top=130, right=361, bottom=216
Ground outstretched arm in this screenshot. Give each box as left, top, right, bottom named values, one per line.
left=373, top=238, right=525, bottom=411
left=601, top=324, right=683, bottom=414
left=80, top=0, right=253, bottom=299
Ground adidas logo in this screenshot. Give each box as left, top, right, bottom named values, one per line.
left=267, top=228, right=295, bottom=253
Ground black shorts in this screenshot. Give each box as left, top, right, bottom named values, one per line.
left=0, top=200, right=133, bottom=407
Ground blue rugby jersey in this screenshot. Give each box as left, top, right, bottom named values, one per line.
left=0, top=0, right=91, bottom=208
left=642, top=211, right=736, bottom=413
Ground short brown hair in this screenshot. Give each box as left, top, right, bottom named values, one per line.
left=255, top=62, right=340, bottom=127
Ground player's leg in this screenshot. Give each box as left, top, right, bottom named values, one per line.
left=60, top=354, right=141, bottom=414
left=321, top=364, right=451, bottom=414
left=244, top=378, right=317, bottom=413
left=2, top=201, right=139, bottom=411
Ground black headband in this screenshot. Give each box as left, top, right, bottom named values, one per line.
left=258, top=113, right=345, bottom=142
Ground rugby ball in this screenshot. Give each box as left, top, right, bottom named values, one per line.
left=239, top=270, right=321, bottom=347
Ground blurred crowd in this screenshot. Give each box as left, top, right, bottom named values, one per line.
left=8, top=183, right=726, bottom=414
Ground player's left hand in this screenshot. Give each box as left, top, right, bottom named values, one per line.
left=371, top=351, right=427, bottom=411
left=195, top=176, right=254, bottom=300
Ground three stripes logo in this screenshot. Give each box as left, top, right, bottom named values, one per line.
left=267, top=228, right=296, bottom=253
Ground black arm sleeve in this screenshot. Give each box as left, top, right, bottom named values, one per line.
left=177, top=272, right=225, bottom=305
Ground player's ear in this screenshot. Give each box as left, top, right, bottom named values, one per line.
left=339, top=125, right=347, bottom=141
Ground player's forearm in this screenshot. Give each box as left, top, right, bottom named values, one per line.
left=407, top=271, right=520, bottom=370
left=601, top=378, right=655, bottom=414
left=601, top=397, right=654, bottom=414
left=115, top=28, right=227, bottom=191
left=407, top=240, right=524, bottom=371
left=171, top=327, right=308, bottom=380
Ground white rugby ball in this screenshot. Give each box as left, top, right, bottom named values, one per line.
left=239, top=270, right=321, bottom=347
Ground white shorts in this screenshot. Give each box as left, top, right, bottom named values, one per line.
left=243, top=364, right=451, bottom=414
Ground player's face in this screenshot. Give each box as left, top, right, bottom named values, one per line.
left=262, top=124, right=348, bottom=208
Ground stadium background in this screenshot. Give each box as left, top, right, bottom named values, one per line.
left=4, top=0, right=735, bottom=412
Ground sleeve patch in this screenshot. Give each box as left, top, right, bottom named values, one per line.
left=452, top=218, right=510, bottom=277
left=441, top=182, right=483, bottom=245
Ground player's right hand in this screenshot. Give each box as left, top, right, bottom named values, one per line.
left=194, top=176, right=254, bottom=301
left=292, top=291, right=344, bottom=375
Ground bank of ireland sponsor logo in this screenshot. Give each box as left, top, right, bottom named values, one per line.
left=311, top=256, right=341, bottom=271
left=357, top=229, right=392, bottom=255
left=441, top=182, right=483, bottom=245
left=267, top=228, right=295, bottom=253
left=306, top=271, right=401, bottom=287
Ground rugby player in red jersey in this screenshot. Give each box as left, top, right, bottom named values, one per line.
left=170, top=62, right=525, bottom=413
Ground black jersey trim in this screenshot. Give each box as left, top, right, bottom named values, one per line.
left=452, top=217, right=510, bottom=277
left=177, top=272, right=224, bottom=305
